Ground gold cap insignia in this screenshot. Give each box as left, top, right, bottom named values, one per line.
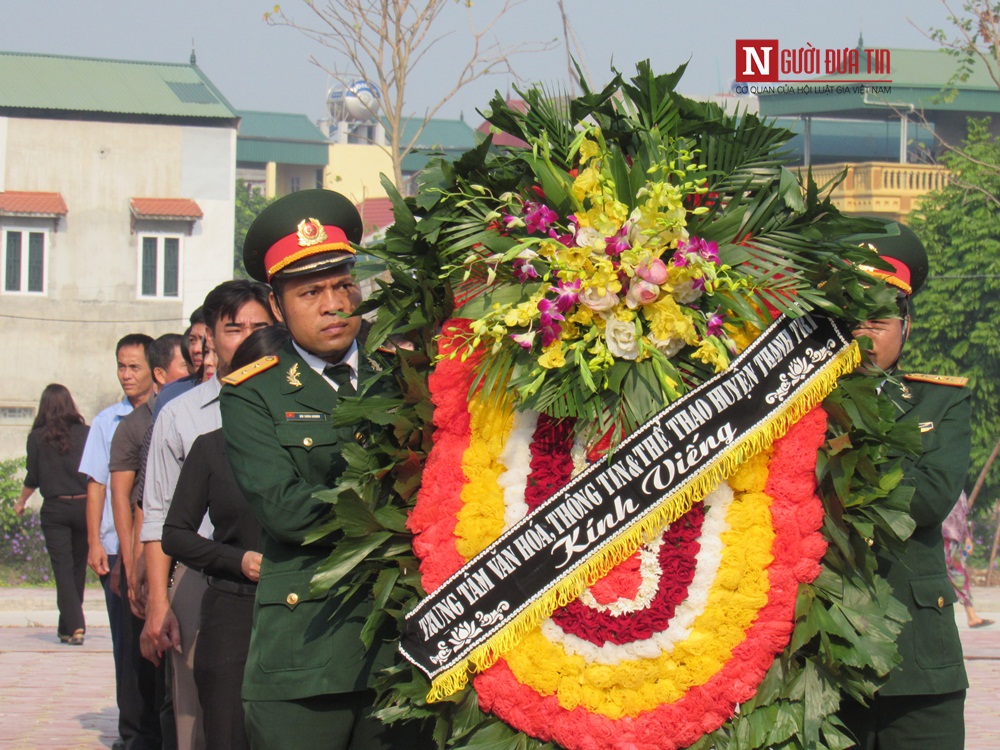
left=286, top=362, right=302, bottom=388
left=297, top=218, right=328, bottom=247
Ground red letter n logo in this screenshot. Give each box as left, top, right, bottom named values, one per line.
left=736, top=40, right=779, bottom=82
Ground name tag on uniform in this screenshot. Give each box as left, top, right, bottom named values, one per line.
left=285, top=412, right=327, bottom=422
left=919, top=421, right=934, bottom=433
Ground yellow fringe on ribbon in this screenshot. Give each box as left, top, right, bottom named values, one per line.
left=425, top=340, right=860, bottom=702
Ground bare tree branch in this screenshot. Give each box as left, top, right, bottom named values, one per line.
left=266, top=0, right=556, bottom=191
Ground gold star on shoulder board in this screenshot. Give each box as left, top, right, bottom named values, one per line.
left=286, top=362, right=302, bottom=387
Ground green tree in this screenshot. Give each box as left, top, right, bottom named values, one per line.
left=234, top=179, right=276, bottom=278
left=906, top=117, right=1000, bottom=504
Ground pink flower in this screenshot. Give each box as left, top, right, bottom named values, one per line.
left=510, top=330, right=536, bottom=350
left=636, top=258, right=668, bottom=285
left=625, top=279, right=660, bottom=309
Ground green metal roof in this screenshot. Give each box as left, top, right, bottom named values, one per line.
left=397, top=117, right=478, bottom=150
left=236, top=110, right=330, bottom=166
left=396, top=116, right=479, bottom=173
left=237, top=110, right=329, bottom=142
left=0, top=51, right=237, bottom=120
left=758, top=48, right=1000, bottom=118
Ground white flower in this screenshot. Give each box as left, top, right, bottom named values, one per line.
left=579, top=287, right=619, bottom=312
left=605, top=317, right=639, bottom=360
left=575, top=225, right=605, bottom=251
left=649, top=333, right=685, bottom=358
left=672, top=279, right=703, bottom=304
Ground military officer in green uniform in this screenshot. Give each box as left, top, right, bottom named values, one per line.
left=220, top=189, right=425, bottom=749
left=841, top=219, right=970, bottom=749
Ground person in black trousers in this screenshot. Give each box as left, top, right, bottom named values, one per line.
left=162, top=326, right=287, bottom=750
left=15, top=384, right=91, bottom=645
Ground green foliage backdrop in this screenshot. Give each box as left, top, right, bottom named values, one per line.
left=906, top=118, right=1000, bottom=508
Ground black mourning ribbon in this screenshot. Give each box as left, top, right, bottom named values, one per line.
left=324, top=362, right=356, bottom=397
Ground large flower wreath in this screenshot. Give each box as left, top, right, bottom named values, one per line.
left=308, top=63, right=921, bottom=750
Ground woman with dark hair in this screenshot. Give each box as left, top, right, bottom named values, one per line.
left=14, top=384, right=91, bottom=645
left=162, top=325, right=288, bottom=750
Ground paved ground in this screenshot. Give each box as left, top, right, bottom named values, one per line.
left=1, top=586, right=999, bottom=748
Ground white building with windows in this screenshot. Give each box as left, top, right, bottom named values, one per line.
left=0, top=51, right=238, bottom=456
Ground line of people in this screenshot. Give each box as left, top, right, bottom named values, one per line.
left=12, top=190, right=436, bottom=750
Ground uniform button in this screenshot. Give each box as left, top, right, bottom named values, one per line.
left=286, top=593, right=299, bottom=606
left=302, top=437, right=313, bottom=447
left=937, top=596, right=945, bottom=608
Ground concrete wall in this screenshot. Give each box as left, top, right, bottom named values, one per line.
left=324, top=143, right=393, bottom=203
left=0, top=116, right=235, bottom=459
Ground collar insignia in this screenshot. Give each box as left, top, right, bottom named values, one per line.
left=297, top=218, right=328, bottom=247
left=900, top=382, right=912, bottom=400
left=365, top=356, right=383, bottom=373
left=286, top=362, right=302, bottom=387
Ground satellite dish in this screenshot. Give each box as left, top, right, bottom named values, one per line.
left=328, top=80, right=380, bottom=121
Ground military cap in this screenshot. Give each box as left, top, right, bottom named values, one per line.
left=858, top=218, right=929, bottom=296
left=243, top=189, right=364, bottom=283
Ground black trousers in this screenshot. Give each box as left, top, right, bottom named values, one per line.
left=840, top=690, right=966, bottom=750
left=244, top=691, right=433, bottom=750
left=195, top=584, right=254, bottom=750
left=119, top=564, right=163, bottom=750
left=39, top=497, right=88, bottom=637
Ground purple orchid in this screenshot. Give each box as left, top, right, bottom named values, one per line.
left=524, top=200, right=559, bottom=235
left=676, top=236, right=720, bottom=265
left=550, top=278, right=581, bottom=314
left=605, top=226, right=631, bottom=256
left=537, top=297, right=565, bottom=347
left=512, top=258, right=540, bottom=282
left=706, top=310, right=724, bottom=337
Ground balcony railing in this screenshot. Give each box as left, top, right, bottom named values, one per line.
left=798, top=162, right=950, bottom=219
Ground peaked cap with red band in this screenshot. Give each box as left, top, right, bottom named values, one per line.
left=243, top=189, right=364, bottom=283
left=857, top=218, right=929, bottom=297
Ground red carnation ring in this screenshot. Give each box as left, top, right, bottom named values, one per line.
left=409, top=322, right=829, bottom=750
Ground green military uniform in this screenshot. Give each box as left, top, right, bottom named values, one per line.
left=841, top=220, right=969, bottom=749
left=878, top=374, right=970, bottom=700
left=221, top=189, right=429, bottom=750
left=221, top=340, right=408, bottom=749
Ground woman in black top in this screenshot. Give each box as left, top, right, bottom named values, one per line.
left=162, top=326, right=286, bottom=750
left=15, top=384, right=91, bottom=644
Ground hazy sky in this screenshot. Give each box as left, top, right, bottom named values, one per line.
left=1, top=0, right=954, bottom=124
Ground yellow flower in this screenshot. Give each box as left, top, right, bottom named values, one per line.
left=693, top=339, right=730, bottom=373
left=645, top=296, right=698, bottom=344
left=585, top=259, right=622, bottom=296
left=572, top=167, right=603, bottom=203
left=586, top=339, right=615, bottom=371
left=579, top=136, right=600, bottom=165
left=538, top=340, right=567, bottom=369
left=568, top=305, right=594, bottom=327
left=556, top=244, right=591, bottom=270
